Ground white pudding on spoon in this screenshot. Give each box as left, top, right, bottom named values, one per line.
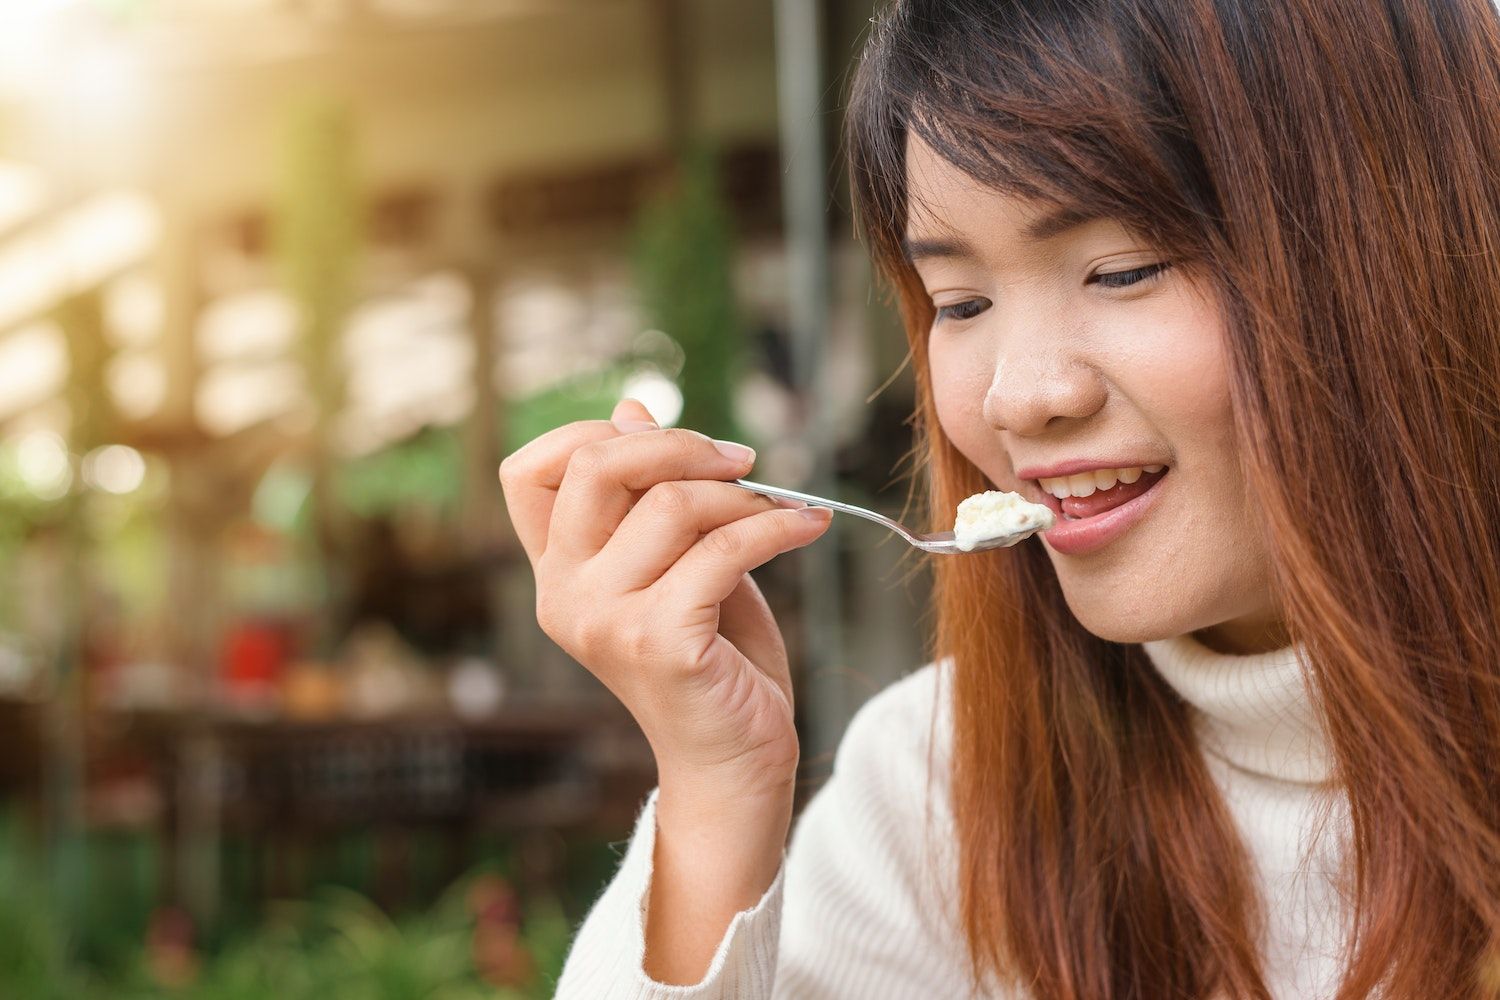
left=952, top=490, right=1057, bottom=551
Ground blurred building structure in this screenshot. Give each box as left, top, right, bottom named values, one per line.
left=0, top=0, right=928, bottom=944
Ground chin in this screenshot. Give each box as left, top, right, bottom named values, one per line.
left=1057, top=587, right=1193, bottom=646
left=1071, top=616, right=1182, bottom=645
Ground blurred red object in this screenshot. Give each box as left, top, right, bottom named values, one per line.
left=220, top=618, right=293, bottom=712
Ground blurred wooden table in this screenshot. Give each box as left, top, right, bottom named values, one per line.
left=95, top=695, right=656, bottom=917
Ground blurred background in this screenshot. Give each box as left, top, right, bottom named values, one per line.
left=0, top=0, right=929, bottom=995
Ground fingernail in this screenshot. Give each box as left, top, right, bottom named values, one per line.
left=713, top=439, right=755, bottom=464
left=614, top=419, right=658, bottom=433
left=796, top=506, right=833, bottom=522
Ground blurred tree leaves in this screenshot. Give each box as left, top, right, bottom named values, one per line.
left=632, top=147, right=743, bottom=442
left=336, top=428, right=462, bottom=520
left=501, top=365, right=631, bottom=457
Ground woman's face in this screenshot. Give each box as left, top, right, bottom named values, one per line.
left=905, top=136, right=1285, bottom=655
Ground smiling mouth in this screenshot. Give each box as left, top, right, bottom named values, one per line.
left=1033, top=467, right=1170, bottom=522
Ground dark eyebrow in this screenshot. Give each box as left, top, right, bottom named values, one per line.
left=902, top=207, right=1100, bottom=265
left=1022, top=205, right=1099, bottom=242
left=901, top=233, right=978, bottom=264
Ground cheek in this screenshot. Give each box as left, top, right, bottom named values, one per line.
left=929, top=345, right=994, bottom=465
left=1101, top=276, right=1232, bottom=438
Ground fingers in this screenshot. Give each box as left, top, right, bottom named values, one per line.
left=546, top=426, right=758, bottom=562
left=600, top=479, right=792, bottom=589
left=611, top=396, right=659, bottom=430
left=716, top=572, right=791, bottom=702
left=656, top=505, right=833, bottom=612
left=498, top=398, right=664, bottom=565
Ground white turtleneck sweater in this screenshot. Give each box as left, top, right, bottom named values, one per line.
left=553, top=634, right=1350, bottom=998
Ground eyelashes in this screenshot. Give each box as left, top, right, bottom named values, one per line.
left=931, top=261, right=1172, bottom=325
left=1088, top=261, right=1172, bottom=289
left=934, top=298, right=991, bottom=323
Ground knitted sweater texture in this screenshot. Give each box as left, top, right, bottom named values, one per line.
left=555, top=632, right=1348, bottom=998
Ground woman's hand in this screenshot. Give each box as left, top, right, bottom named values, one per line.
left=498, top=397, right=832, bottom=803
left=502, top=397, right=833, bottom=983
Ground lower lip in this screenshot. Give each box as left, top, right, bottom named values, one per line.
left=1040, top=471, right=1169, bottom=557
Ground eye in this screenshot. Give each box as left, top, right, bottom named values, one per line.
left=1089, top=262, right=1171, bottom=289
left=934, top=297, right=992, bottom=323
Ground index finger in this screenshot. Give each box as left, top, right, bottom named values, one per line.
left=499, top=416, right=647, bottom=564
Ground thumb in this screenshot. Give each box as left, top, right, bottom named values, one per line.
left=610, top=396, right=659, bottom=428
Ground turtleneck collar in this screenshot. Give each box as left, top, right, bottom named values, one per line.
left=1140, top=632, right=1334, bottom=785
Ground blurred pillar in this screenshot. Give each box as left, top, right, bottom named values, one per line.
left=774, top=0, right=848, bottom=762
left=461, top=257, right=521, bottom=696
left=652, top=0, right=693, bottom=156
left=460, top=263, right=501, bottom=552
left=176, top=730, right=222, bottom=926
left=154, top=204, right=223, bottom=926
left=275, top=96, right=360, bottom=649
left=45, top=289, right=110, bottom=942
left=156, top=208, right=200, bottom=435
left=450, top=165, right=512, bottom=688
left=155, top=207, right=218, bottom=686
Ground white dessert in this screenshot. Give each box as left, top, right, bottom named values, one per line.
left=953, top=489, right=1056, bottom=551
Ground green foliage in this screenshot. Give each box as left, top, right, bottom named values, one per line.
left=287, top=348, right=642, bottom=521
left=0, top=878, right=84, bottom=998
left=503, top=364, right=633, bottom=455
left=336, top=428, right=463, bottom=519
left=149, top=881, right=563, bottom=1000
left=0, top=876, right=572, bottom=1000
left=0, top=817, right=579, bottom=1000
left=633, top=146, right=744, bottom=441
left=0, top=816, right=104, bottom=999
left=86, top=492, right=169, bottom=624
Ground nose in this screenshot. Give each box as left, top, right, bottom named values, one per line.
left=980, top=340, right=1107, bottom=435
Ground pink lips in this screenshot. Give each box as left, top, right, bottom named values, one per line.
left=1039, top=469, right=1170, bottom=556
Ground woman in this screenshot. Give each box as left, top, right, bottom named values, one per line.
left=506, top=0, right=1500, bottom=996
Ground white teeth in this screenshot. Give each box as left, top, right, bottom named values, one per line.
left=1037, top=464, right=1164, bottom=499
left=1066, top=472, right=1096, bottom=497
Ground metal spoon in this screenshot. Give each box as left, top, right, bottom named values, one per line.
left=729, top=479, right=1047, bottom=554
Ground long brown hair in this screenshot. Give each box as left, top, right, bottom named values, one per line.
left=844, top=1, right=1500, bottom=997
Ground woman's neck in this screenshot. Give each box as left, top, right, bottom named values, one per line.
left=1141, top=630, right=1332, bottom=784
left=1192, top=613, right=1290, bottom=656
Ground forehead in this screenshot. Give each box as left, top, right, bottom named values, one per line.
left=902, top=134, right=1097, bottom=258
